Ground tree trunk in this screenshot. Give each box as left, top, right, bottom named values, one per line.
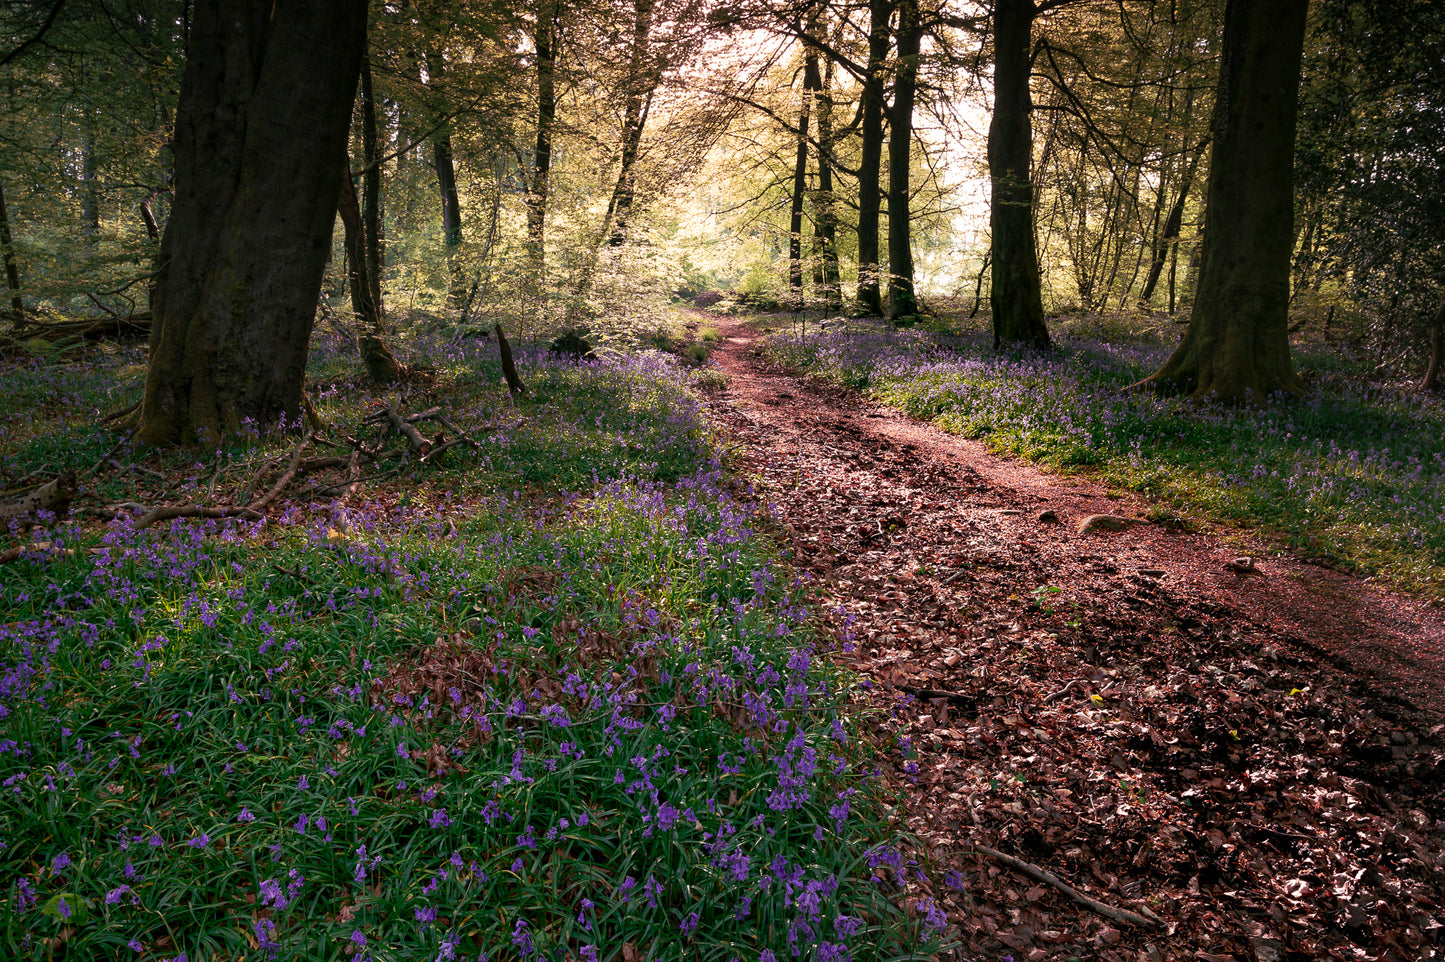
left=605, top=0, right=658, bottom=248
left=854, top=0, right=890, bottom=316
left=1132, top=0, right=1306, bottom=404
left=525, top=0, right=559, bottom=285
left=1423, top=292, right=1445, bottom=392
left=989, top=0, right=1050, bottom=350
left=1140, top=144, right=1204, bottom=305
left=137, top=0, right=367, bottom=447
left=433, top=132, right=463, bottom=298
left=82, top=111, right=99, bottom=249
left=887, top=0, right=921, bottom=320
left=789, top=54, right=815, bottom=312
left=422, top=47, right=464, bottom=303
left=359, top=57, right=384, bottom=319
left=0, top=178, right=23, bottom=319
left=813, top=48, right=842, bottom=312
left=339, top=165, right=405, bottom=383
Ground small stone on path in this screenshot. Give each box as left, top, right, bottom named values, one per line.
left=1077, top=514, right=1138, bottom=536
left=1037, top=509, right=1060, bottom=524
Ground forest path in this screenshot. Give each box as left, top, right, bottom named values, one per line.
left=699, top=312, right=1445, bottom=960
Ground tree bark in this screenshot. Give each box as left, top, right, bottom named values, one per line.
left=605, top=0, right=658, bottom=248
left=789, top=53, right=816, bottom=312
left=422, top=47, right=464, bottom=303
left=887, top=0, right=921, bottom=320
left=0, top=178, right=23, bottom=319
left=1132, top=0, right=1306, bottom=404
left=854, top=0, right=891, bottom=316
left=525, top=0, right=560, bottom=284
left=1423, top=292, right=1445, bottom=392
left=989, top=0, right=1050, bottom=349
left=338, top=165, right=405, bottom=383
left=137, top=0, right=367, bottom=447
left=82, top=110, right=99, bottom=249
left=359, top=56, right=385, bottom=319
left=813, top=47, right=842, bottom=312
left=1140, top=144, right=1204, bottom=305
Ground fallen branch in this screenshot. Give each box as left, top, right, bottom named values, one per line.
left=249, top=432, right=313, bottom=512
left=897, top=684, right=977, bottom=709
left=0, top=471, right=77, bottom=523
left=966, top=843, right=1162, bottom=927
left=132, top=504, right=263, bottom=532
left=0, top=541, right=79, bottom=565
left=382, top=404, right=431, bottom=455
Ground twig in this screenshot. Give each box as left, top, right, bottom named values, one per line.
left=420, top=436, right=478, bottom=463
left=1044, top=679, right=1086, bottom=704
left=82, top=434, right=134, bottom=480
left=965, top=843, right=1162, bottom=927
left=102, top=401, right=141, bottom=424
left=271, top=563, right=315, bottom=586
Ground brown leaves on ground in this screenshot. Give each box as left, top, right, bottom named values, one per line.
left=703, top=314, right=1445, bottom=961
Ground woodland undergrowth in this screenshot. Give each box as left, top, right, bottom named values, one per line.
left=0, top=331, right=947, bottom=960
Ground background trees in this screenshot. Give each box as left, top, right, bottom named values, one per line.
left=3, top=0, right=1443, bottom=443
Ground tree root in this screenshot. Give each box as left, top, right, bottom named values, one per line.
left=966, top=842, right=1163, bottom=928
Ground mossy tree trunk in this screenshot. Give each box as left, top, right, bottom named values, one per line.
left=988, top=0, right=1050, bottom=350
left=1134, top=0, right=1307, bottom=405
left=137, top=0, right=366, bottom=447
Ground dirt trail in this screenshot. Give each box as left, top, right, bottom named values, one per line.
left=701, top=313, right=1445, bottom=961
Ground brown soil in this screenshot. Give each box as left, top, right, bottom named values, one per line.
left=701, top=314, right=1445, bottom=962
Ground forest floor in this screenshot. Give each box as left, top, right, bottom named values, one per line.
left=698, top=312, right=1445, bottom=962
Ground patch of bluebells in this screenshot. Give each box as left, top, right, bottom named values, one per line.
left=0, top=345, right=945, bottom=959
left=767, top=320, right=1445, bottom=592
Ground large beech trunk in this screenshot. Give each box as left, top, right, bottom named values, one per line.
left=989, top=0, right=1050, bottom=349
left=887, top=0, right=921, bottom=319
left=137, top=0, right=366, bottom=447
left=1133, top=0, right=1306, bottom=404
